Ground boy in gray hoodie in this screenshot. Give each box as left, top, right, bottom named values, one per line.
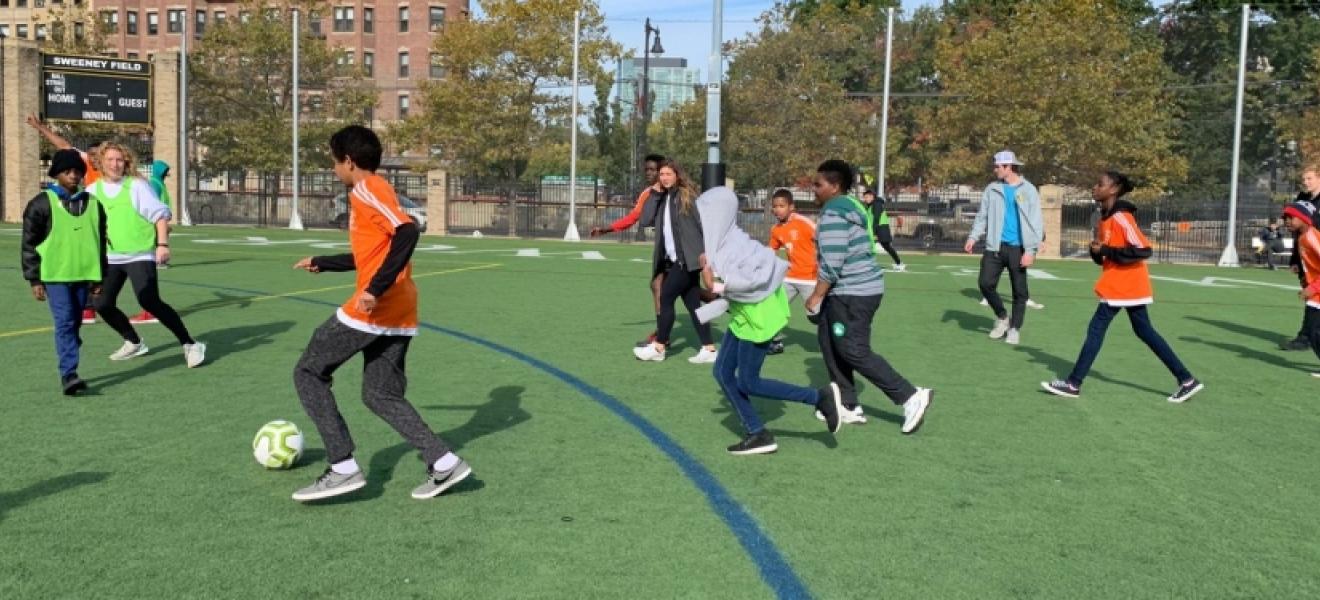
left=697, top=187, right=845, bottom=455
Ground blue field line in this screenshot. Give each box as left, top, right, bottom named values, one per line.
left=171, top=280, right=812, bottom=600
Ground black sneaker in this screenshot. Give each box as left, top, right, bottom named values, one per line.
left=1168, top=378, right=1204, bottom=404
left=635, top=331, right=658, bottom=348
left=727, top=430, right=778, bottom=455
left=767, top=340, right=785, bottom=355
left=1041, top=380, right=1080, bottom=399
left=61, top=373, right=87, bottom=396
left=1281, top=337, right=1310, bottom=351
left=815, top=383, right=843, bottom=434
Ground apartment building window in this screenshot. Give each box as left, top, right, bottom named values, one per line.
left=147, top=12, right=158, bottom=35
left=309, top=11, right=321, bottom=35
left=336, top=49, right=356, bottom=69
left=363, top=51, right=374, bottom=76
left=398, top=7, right=409, bottom=33
left=101, top=10, right=118, bottom=34
left=363, top=7, right=373, bottom=33
left=333, top=7, right=354, bottom=32
left=429, top=53, right=445, bottom=79
left=398, top=51, right=409, bottom=78
left=398, top=95, right=409, bottom=119
left=127, top=11, right=138, bottom=35
left=215, top=11, right=226, bottom=26
left=127, top=52, right=139, bottom=60
left=16, top=24, right=28, bottom=38
left=429, top=7, right=444, bottom=31
left=51, top=21, right=64, bottom=42
left=168, top=10, right=183, bottom=33
left=195, top=10, right=205, bottom=36
left=364, top=106, right=374, bottom=123
left=75, top=21, right=84, bottom=40
left=36, top=23, right=47, bottom=40
left=0, top=26, right=7, bottom=38
left=239, top=11, right=251, bottom=24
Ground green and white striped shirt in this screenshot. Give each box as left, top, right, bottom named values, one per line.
left=815, top=196, right=884, bottom=296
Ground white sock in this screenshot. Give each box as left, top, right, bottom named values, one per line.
left=331, top=458, right=360, bottom=475
left=432, top=452, right=460, bottom=472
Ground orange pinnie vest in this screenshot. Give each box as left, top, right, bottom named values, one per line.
left=336, top=175, right=419, bottom=336
left=1094, top=209, right=1153, bottom=306
left=1298, top=228, right=1320, bottom=307
left=769, top=213, right=818, bottom=283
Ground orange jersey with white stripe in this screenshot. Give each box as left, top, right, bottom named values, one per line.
left=1297, top=228, right=1320, bottom=307
left=337, top=174, right=419, bottom=336
left=1094, top=209, right=1153, bottom=305
left=80, top=151, right=101, bottom=185
left=769, top=213, right=818, bottom=283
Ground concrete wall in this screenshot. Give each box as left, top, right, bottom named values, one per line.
left=152, top=53, right=181, bottom=224
left=1, top=39, right=41, bottom=223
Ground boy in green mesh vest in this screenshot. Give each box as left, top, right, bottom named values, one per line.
left=21, top=149, right=108, bottom=395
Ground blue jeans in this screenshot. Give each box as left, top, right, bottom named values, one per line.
left=713, top=329, right=819, bottom=435
left=1067, top=303, right=1193, bottom=386
left=45, top=283, right=90, bottom=377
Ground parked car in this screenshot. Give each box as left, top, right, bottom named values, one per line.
left=331, top=193, right=427, bottom=232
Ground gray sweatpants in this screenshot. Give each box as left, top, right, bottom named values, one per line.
left=294, top=316, right=450, bottom=466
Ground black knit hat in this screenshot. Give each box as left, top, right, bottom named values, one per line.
left=48, top=149, right=87, bottom=178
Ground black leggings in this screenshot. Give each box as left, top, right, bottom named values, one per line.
left=655, top=262, right=713, bottom=346
left=96, top=261, right=195, bottom=345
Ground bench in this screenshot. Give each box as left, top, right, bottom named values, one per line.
left=1252, top=236, right=1294, bottom=264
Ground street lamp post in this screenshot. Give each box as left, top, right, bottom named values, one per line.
left=638, top=18, right=662, bottom=179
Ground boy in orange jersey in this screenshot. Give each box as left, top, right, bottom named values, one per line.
left=289, top=126, right=471, bottom=502
left=1042, top=171, right=1203, bottom=403
left=1279, top=198, right=1320, bottom=377
left=766, top=188, right=817, bottom=356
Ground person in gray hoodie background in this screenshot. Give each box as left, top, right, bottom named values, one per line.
left=696, top=187, right=845, bottom=455
left=964, top=150, right=1044, bottom=346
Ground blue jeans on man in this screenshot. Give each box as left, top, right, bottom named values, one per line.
left=713, top=329, right=819, bottom=434
left=45, top=283, right=90, bottom=380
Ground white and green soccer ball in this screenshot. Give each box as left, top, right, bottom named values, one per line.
left=252, top=420, right=303, bottom=469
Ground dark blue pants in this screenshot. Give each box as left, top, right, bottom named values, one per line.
left=713, top=329, right=818, bottom=435
left=46, top=283, right=90, bottom=377
left=1067, top=303, right=1193, bottom=386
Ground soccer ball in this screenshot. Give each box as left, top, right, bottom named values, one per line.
left=252, top=420, right=303, bottom=469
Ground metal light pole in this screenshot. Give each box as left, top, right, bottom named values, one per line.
left=564, top=9, right=581, bottom=241
left=289, top=8, right=304, bottom=230
left=1218, top=3, right=1250, bottom=268
left=179, top=16, right=191, bottom=225
left=639, top=18, right=662, bottom=172
left=701, top=0, right=724, bottom=191
left=876, top=7, right=894, bottom=199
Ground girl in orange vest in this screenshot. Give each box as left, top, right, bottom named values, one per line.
left=1042, top=171, right=1203, bottom=403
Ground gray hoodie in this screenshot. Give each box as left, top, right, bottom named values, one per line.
left=697, top=187, right=788, bottom=304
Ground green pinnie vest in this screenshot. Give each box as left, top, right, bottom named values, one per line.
left=95, top=178, right=157, bottom=255
left=37, top=189, right=102, bottom=283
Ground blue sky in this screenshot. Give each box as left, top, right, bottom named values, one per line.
left=598, top=0, right=938, bottom=84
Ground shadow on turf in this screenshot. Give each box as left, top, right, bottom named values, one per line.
left=178, top=291, right=259, bottom=316
left=310, top=385, right=529, bottom=504
left=941, top=309, right=994, bottom=334
left=0, top=471, right=110, bottom=523
left=1013, top=345, right=1169, bottom=398
left=1179, top=335, right=1312, bottom=372
left=1183, top=316, right=1296, bottom=348
left=85, top=321, right=296, bottom=390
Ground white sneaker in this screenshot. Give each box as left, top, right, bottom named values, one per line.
left=816, top=404, right=867, bottom=424
left=109, top=339, right=149, bottom=361
left=891, top=263, right=907, bottom=272
left=1311, top=372, right=1320, bottom=379
left=1026, top=299, right=1045, bottom=309
left=633, top=343, right=665, bottom=362
left=1005, top=328, right=1020, bottom=345
left=184, top=341, right=207, bottom=368
left=901, top=388, right=933, bottom=434
left=688, top=347, right=718, bottom=364
left=988, top=318, right=1010, bottom=339
left=979, top=298, right=990, bottom=306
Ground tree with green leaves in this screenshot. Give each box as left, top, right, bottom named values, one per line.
left=925, top=0, right=1185, bottom=189
left=187, top=0, right=376, bottom=173
left=394, top=0, right=620, bottom=181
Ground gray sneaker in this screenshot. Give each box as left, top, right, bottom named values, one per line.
left=988, top=318, right=1010, bottom=339
left=291, top=468, right=367, bottom=502
left=411, top=459, right=473, bottom=499
left=1005, top=328, right=1020, bottom=345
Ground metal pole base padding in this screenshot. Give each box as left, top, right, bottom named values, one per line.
left=701, top=163, right=726, bottom=192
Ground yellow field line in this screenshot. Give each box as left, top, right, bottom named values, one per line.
left=0, top=263, right=501, bottom=340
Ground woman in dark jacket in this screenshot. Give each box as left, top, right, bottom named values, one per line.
left=634, top=160, right=717, bottom=364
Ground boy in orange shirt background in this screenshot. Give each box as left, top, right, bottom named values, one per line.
left=289, top=126, right=472, bottom=502
left=766, top=188, right=817, bottom=356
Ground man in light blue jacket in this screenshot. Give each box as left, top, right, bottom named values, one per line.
left=963, top=150, right=1044, bottom=345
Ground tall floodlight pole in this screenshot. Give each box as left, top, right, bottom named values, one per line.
left=640, top=19, right=662, bottom=180
left=289, top=8, right=304, bottom=230
left=564, top=9, right=581, bottom=241
left=1219, top=3, right=1250, bottom=267
left=179, top=17, right=191, bottom=225
left=876, top=7, right=894, bottom=198
left=701, top=0, right=724, bottom=191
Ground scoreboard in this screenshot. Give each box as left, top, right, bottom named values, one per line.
left=42, top=53, right=152, bottom=125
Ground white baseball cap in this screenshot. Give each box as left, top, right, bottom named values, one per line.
left=993, top=150, right=1024, bottom=166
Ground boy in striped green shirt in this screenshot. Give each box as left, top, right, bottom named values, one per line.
left=805, top=160, right=933, bottom=435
